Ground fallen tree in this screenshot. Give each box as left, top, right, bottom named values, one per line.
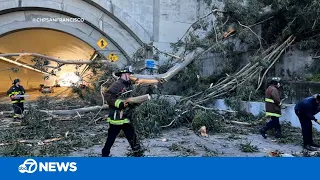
left=2, top=0, right=320, bottom=141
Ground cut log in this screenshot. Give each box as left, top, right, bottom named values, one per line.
left=229, top=121, right=252, bottom=126
left=42, top=137, right=63, bottom=143
left=38, top=104, right=109, bottom=116
left=0, top=137, right=64, bottom=146
left=126, top=94, right=151, bottom=104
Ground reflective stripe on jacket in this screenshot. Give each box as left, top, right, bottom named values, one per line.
left=104, top=79, right=132, bottom=125
left=107, top=117, right=130, bottom=125
left=265, top=85, right=281, bottom=117
left=7, top=85, right=25, bottom=104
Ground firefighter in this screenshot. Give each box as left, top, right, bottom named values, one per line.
left=7, top=79, right=25, bottom=120
left=294, top=94, right=320, bottom=151
left=102, top=67, right=144, bottom=157
left=260, top=77, right=282, bottom=139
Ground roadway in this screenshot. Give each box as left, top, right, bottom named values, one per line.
left=0, top=86, right=73, bottom=104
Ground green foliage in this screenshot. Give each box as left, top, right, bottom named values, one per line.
left=239, top=142, right=259, bottom=152
left=191, top=110, right=224, bottom=133
left=236, top=83, right=260, bottom=101
left=271, top=122, right=302, bottom=145
left=72, top=86, right=103, bottom=105
left=132, top=98, right=177, bottom=138
left=168, top=143, right=197, bottom=156
left=224, top=0, right=264, bottom=25
left=0, top=103, right=12, bottom=111
left=0, top=98, right=108, bottom=157
left=225, top=97, right=242, bottom=111
left=237, top=111, right=264, bottom=122
left=307, top=59, right=320, bottom=82
left=170, top=40, right=184, bottom=54
left=297, top=40, right=319, bottom=51
left=159, top=62, right=203, bottom=96
left=73, top=64, right=118, bottom=105
left=0, top=143, right=35, bottom=157
left=311, top=74, right=320, bottom=82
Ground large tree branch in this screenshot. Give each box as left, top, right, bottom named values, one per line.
left=0, top=53, right=112, bottom=65
left=1, top=105, right=109, bottom=116
left=0, top=46, right=209, bottom=85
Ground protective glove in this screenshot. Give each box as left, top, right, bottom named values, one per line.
left=10, top=95, right=17, bottom=100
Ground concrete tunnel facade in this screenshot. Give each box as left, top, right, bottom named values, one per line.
left=0, top=0, right=146, bottom=93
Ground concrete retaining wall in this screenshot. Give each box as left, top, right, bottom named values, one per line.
left=212, top=99, right=320, bottom=131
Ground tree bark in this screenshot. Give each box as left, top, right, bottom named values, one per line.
left=1, top=105, right=109, bottom=116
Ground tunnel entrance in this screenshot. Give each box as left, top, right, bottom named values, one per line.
left=0, top=29, right=101, bottom=102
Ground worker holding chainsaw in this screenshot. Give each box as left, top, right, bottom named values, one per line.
left=102, top=67, right=144, bottom=157
left=294, top=94, right=320, bottom=151
left=7, top=79, right=26, bottom=120
left=260, top=77, right=283, bottom=139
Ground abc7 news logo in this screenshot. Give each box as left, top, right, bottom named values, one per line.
left=18, top=159, right=37, bottom=174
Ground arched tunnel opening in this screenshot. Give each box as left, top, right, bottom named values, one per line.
left=0, top=29, right=98, bottom=102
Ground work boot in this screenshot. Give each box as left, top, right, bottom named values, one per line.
left=132, top=149, right=145, bottom=157
left=102, top=154, right=111, bottom=157
left=275, top=130, right=283, bottom=138
left=130, top=145, right=145, bottom=157
left=260, top=128, right=267, bottom=139
left=13, top=116, right=21, bottom=122
left=304, top=145, right=318, bottom=151
left=101, top=149, right=111, bottom=157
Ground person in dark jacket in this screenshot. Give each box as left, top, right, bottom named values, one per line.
left=294, top=94, right=320, bottom=151
left=260, top=77, right=282, bottom=139
left=7, top=79, right=25, bottom=120
left=101, top=67, right=144, bottom=157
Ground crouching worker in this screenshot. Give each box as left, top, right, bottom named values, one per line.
left=294, top=94, right=320, bottom=151
left=102, top=67, right=144, bottom=157
left=7, top=79, right=25, bottom=120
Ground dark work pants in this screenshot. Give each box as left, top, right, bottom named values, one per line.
left=263, top=116, right=281, bottom=133
left=295, top=110, right=313, bottom=146
left=102, top=123, right=141, bottom=157
left=12, top=103, right=24, bottom=116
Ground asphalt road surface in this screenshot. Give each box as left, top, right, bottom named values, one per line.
left=0, top=86, right=73, bottom=103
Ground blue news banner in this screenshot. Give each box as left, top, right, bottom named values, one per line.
left=0, top=157, right=317, bottom=180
